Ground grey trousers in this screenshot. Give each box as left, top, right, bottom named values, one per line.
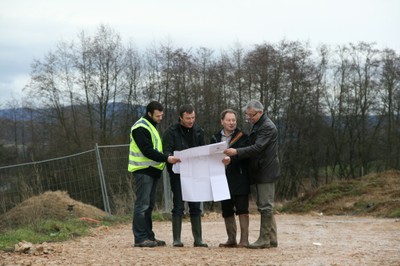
left=253, top=182, right=275, bottom=214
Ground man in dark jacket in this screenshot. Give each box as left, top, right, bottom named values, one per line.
left=211, top=109, right=250, bottom=248
left=128, top=101, right=180, bottom=248
left=163, top=104, right=208, bottom=248
left=224, top=100, right=280, bottom=249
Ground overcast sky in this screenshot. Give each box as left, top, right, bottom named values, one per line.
left=1, top=0, right=399, bottom=106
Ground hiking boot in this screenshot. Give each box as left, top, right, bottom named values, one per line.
left=133, top=240, right=157, bottom=247
left=153, top=239, right=166, bottom=246
left=270, top=241, right=278, bottom=248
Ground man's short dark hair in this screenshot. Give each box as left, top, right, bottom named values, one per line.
left=179, top=104, right=194, bottom=117
left=146, top=101, right=163, bottom=114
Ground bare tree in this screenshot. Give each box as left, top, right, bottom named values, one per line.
left=119, top=42, right=144, bottom=141
left=348, top=42, right=381, bottom=177
left=27, top=49, right=79, bottom=155
left=226, top=43, right=246, bottom=122
left=380, top=48, right=400, bottom=169
left=90, top=25, right=125, bottom=144
left=75, top=30, right=97, bottom=143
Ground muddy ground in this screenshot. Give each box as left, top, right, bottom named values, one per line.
left=1, top=213, right=399, bottom=265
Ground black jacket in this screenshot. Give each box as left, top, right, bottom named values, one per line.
left=236, top=113, right=280, bottom=184
left=211, top=128, right=250, bottom=196
left=162, top=122, right=205, bottom=177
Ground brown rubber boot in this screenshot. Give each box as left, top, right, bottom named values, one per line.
left=219, top=216, right=237, bottom=247
left=237, top=214, right=249, bottom=247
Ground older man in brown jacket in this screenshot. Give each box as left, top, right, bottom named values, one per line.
left=224, top=99, right=280, bottom=249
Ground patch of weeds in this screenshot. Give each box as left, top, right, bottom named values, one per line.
left=0, top=219, right=91, bottom=251
left=33, top=219, right=90, bottom=240
left=387, top=208, right=400, bottom=218
left=309, top=184, right=342, bottom=205
left=0, top=228, right=43, bottom=251
left=100, top=214, right=131, bottom=226
left=278, top=201, right=313, bottom=213
left=152, top=211, right=168, bottom=221
left=353, top=200, right=378, bottom=213
left=312, top=181, right=362, bottom=203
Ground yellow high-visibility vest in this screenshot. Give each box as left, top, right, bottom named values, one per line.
left=128, top=117, right=165, bottom=172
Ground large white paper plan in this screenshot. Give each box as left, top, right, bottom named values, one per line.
left=172, top=141, right=230, bottom=202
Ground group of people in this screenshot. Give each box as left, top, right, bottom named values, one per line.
left=128, top=99, right=280, bottom=249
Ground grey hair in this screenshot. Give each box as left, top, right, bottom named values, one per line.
left=243, top=99, right=264, bottom=112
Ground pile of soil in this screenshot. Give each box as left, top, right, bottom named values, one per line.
left=282, top=170, right=400, bottom=217
left=0, top=191, right=107, bottom=229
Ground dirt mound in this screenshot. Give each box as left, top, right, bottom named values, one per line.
left=281, top=170, right=400, bottom=217
left=0, top=191, right=107, bottom=229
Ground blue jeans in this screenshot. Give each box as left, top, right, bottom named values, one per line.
left=170, top=175, right=202, bottom=217
left=254, top=182, right=275, bottom=215
left=132, top=173, right=158, bottom=243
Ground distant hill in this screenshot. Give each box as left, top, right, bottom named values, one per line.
left=0, top=103, right=145, bottom=121
left=0, top=107, right=39, bottom=121
left=0, top=103, right=145, bottom=147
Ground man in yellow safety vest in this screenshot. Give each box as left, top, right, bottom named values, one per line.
left=128, top=101, right=180, bottom=247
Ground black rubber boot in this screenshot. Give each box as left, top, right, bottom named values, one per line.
left=172, top=216, right=184, bottom=247
left=190, top=215, right=208, bottom=247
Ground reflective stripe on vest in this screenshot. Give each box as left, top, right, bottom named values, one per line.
left=128, top=117, right=165, bottom=172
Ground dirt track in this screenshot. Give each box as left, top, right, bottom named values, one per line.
left=1, top=213, right=399, bottom=266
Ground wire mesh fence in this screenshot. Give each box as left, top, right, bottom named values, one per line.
left=0, top=144, right=172, bottom=216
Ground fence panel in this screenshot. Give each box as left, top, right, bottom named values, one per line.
left=0, top=149, right=105, bottom=215
left=0, top=144, right=172, bottom=216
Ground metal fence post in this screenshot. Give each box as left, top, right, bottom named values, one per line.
left=162, top=168, right=171, bottom=214
left=95, top=143, right=112, bottom=215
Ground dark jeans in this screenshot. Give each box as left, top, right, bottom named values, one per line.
left=221, top=194, right=249, bottom=217
left=170, top=175, right=202, bottom=217
left=132, top=173, right=158, bottom=243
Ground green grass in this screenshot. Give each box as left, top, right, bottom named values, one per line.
left=0, top=219, right=90, bottom=251
left=0, top=211, right=168, bottom=251
left=388, top=208, right=400, bottom=218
